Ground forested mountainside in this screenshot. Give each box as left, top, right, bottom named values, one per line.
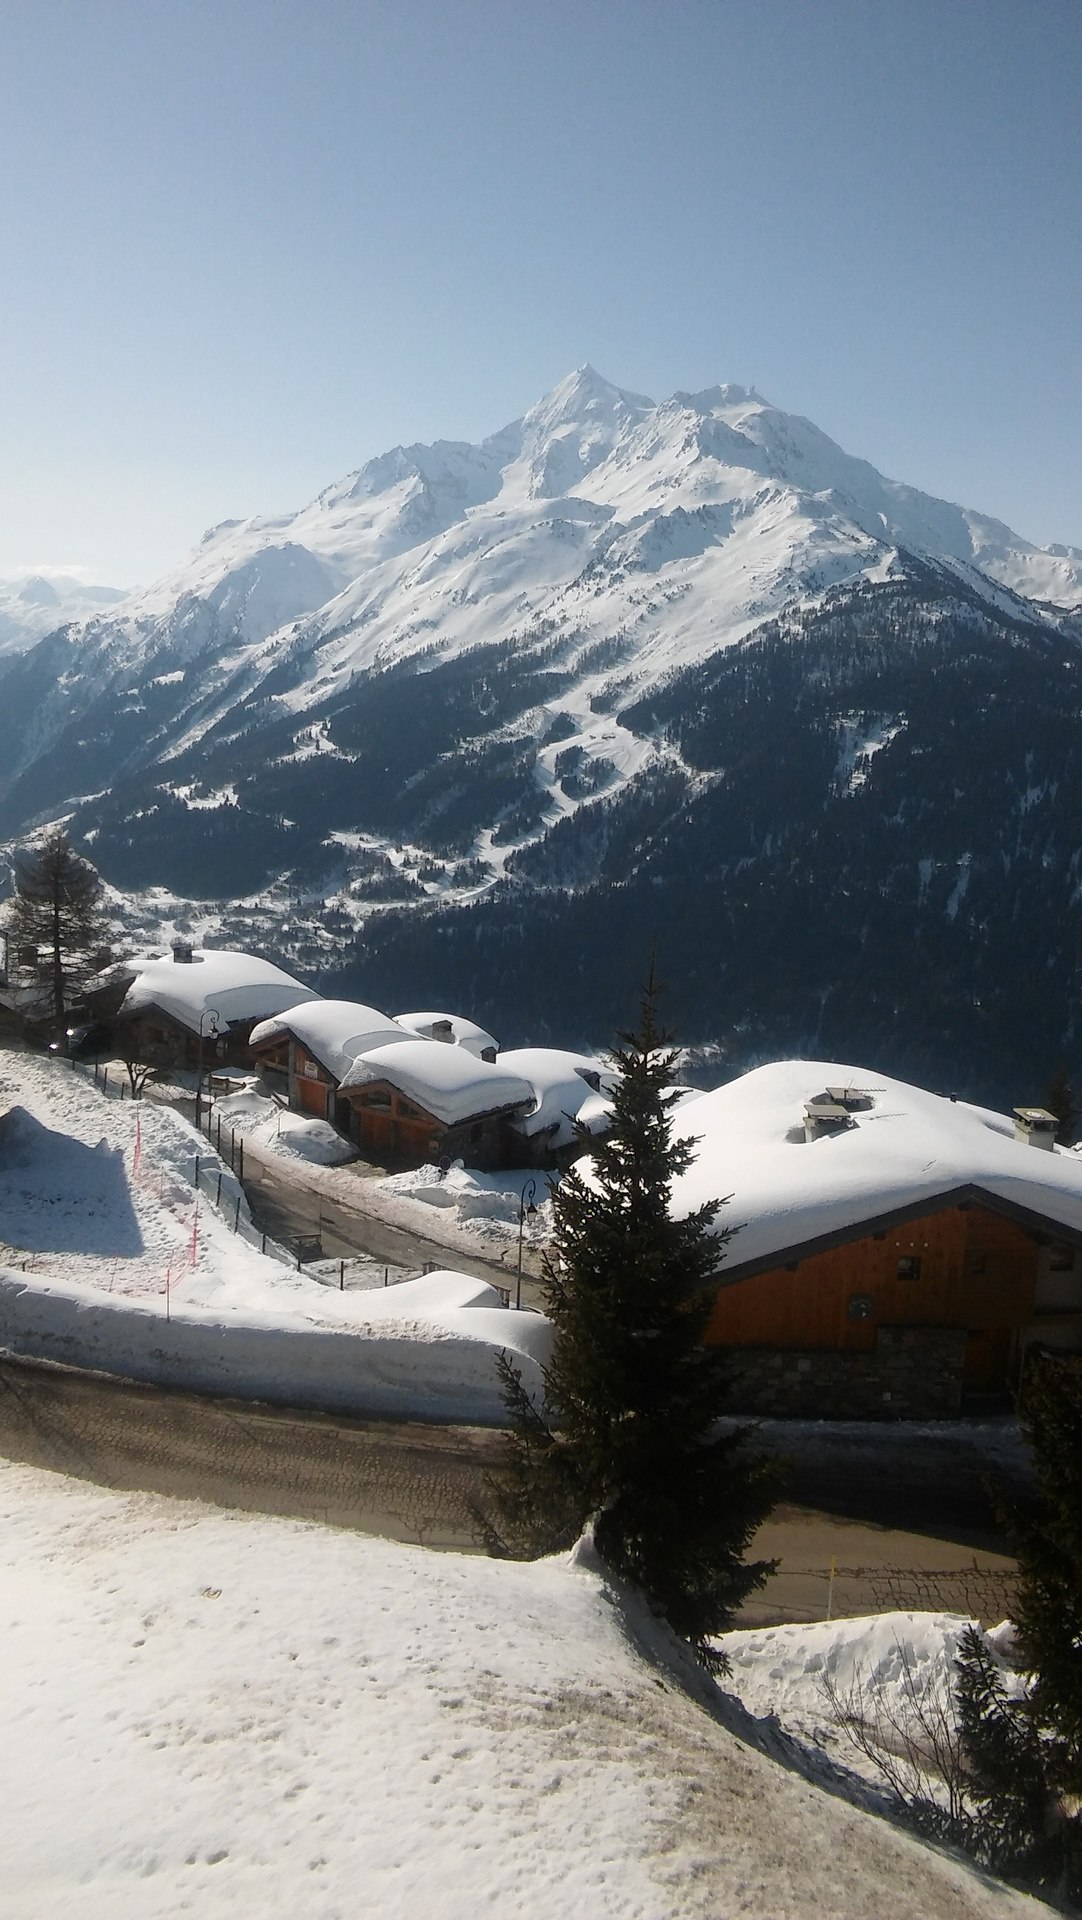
left=319, top=564, right=1082, bottom=1104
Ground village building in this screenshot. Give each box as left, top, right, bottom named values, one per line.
left=0, top=983, right=54, bottom=1047
left=339, top=1039, right=535, bottom=1169
left=111, top=944, right=318, bottom=1067
left=394, top=1011, right=499, bottom=1061
left=668, top=1061, right=1082, bottom=1419
left=249, top=1000, right=410, bottom=1127
left=498, top=1047, right=619, bottom=1164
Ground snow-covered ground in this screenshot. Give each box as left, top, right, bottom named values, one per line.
left=379, top=1157, right=556, bottom=1248
left=201, top=1076, right=555, bottom=1250
left=212, top=1078, right=359, bottom=1165
left=0, top=1458, right=1040, bottom=1920
left=721, top=1609, right=1015, bottom=1793
left=0, top=1054, right=549, bottom=1421
left=0, top=1050, right=1047, bottom=1915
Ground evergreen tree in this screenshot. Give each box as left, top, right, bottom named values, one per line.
left=1043, top=1068, right=1079, bottom=1149
left=3, top=828, right=105, bottom=1030
left=482, top=975, right=777, bottom=1672
left=955, top=1350, right=1082, bottom=1904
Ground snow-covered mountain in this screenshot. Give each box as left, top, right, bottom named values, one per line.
left=0, top=571, right=127, bottom=658
left=3, top=368, right=1082, bottom=1101
left=3, top=366, right=1080, bottom=832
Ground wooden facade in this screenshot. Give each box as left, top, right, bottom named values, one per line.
left=342, top=1081, right=522, bottom=1171
left=116, top=1007, right=255, bottom=1069
left=249, top=1034, right=353, bottom=1133
left=705, top=1196, right=1081, bottom=1403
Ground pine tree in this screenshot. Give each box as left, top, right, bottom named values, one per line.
left=955, top=1350, right=1082, bottom=1904
left=3, top=828, right=105, bottom=1031
left=482, top=974, right=777, bottom=1671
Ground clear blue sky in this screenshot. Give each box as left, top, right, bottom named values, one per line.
left=1, top=0, right=1079, bottom=584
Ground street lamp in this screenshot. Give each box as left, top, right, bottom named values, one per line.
left=515, top=1176, right=538, bottom=1311
left=195, top=1008, right=221, bottom=1133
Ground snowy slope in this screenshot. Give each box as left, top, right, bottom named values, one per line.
left=1, top=1460, right=1042, bottom=1919
left=0, top=1053, right=549, bottom=1421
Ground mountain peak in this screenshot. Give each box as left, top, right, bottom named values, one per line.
left=524, top=365, right=654, bottom=434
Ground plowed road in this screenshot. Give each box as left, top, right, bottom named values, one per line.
left=0, top=1355, right=1020, bottom=1626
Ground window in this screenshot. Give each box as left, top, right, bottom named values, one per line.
left=364, top=1089, right=392, bottom=1110
left=848, top=1292, right=875, bottom=1320
left=1050, top=1243, right=1075, bottom=1273
left=896, top=1256, right=922, bottom=1280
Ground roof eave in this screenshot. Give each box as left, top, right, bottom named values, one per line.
left=714, top=1182, right=1082, bottom=1287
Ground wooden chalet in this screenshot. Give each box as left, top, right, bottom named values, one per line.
left=111, top=943, right=318, bottom=1068
left=339, top=1039, right=535, bottom=1170
left=249, top=1001, right=406, bottom=1129
left=670, top=1066, right=1082, bottom=1418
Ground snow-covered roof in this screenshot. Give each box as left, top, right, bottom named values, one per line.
left=668, top=1058, right=1082, bottom=1275
left=0, top=984, right=53, bottom=1018
left=340, top=1039, right=535, bottom=1127
left=119, top=949, right=318, bottom=1035
left=249, top=999, right=408, bottom=1082
left=394, top=1011, right=499, bottom=1058
left=498, top=1047, right=618, bottom=1144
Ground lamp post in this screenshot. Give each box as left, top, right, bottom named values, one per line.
left=195, top=1008, right=221, bottom=1133
left=515, top=1176, right=538, bottom=1311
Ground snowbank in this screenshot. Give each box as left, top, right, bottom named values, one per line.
left=212, top=1080, right=358, bottom=1164
left=0, top=1055, right=551, bottom=1421
left=379, top=1160, right=556, bottom=1247
left=719, top=1609, right=1016, bottom=1787
left=0, top=1268, right=551, bottom=1423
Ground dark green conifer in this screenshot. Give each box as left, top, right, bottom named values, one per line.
left=955, top=1350, right=1082, bottom=1904
left=482, top=974, right=776, bottom=1671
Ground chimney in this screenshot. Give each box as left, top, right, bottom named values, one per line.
left=803, top=1096, right=853, bottom=1143
left=431, top=1019, right=454, bottom=1044
left=171, top=939, right=194, bottom=965
left=1013, top=1107, right=1058, bottom=1151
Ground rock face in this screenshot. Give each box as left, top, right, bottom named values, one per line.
left=2, top=370, right=1081, bottom=1103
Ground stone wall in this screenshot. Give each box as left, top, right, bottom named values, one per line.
left=723, top=1325, right=969, bottom=1419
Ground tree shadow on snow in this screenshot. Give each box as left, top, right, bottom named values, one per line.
left=0, top=1107, right=145, bottom=1257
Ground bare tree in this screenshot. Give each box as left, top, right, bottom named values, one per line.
left=820, top=1637, right=978, bottom=1845
left=116, top=1031, right=167, bottom=1100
